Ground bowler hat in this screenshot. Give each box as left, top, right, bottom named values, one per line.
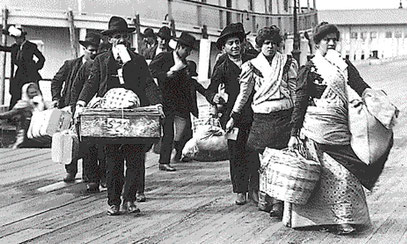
left=175, top=32, right=196, bottom=49
left=101, top=16, right=135, bottom=36
left=140, top=28, right=156, bottom=38
left=187, top=60, right=198, bottom=77
left=216, top=23, right=246, bottom=50
left=79, top=32, right=101, bottom=47
left=157, top=26, right=172, bottom=40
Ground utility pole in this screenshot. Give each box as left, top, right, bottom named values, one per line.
left=0, top=7, right=9, bottom=105
left=292, top=0, right=301, bottom=64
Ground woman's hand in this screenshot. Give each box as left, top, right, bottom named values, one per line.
left=213, top=93, right=226, bottom=104
left=287, top=136, right=300, bottom=150
left=225, top=118, right=235, bottom=133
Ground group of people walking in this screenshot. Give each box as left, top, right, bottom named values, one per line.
left=0, top=14, right=393, bottom=235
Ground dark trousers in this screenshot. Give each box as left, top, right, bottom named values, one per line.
left=105, top=144, right=146, bottom=206
left=159, top=110, right=176, bottom=164
left=65, top=160, right=78, bottom=175
left=228, top=126, right=259, bottom=193
left=82, top=144, right=106, bottom=183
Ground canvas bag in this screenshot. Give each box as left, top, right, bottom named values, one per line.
left=347, top=87, right=397, bottom=165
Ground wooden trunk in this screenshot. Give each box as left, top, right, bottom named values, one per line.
left=79, top=105, right=161, bottom=144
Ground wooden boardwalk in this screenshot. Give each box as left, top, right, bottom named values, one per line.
left=1, top=60, right=407, bottom=243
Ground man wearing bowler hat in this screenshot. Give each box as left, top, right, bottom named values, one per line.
left=0, top=26, right=46, bottom=110
left=142, top=26, right=173, bottom=60
left=205, top=23, right=256, bottom=205
left=149, top=31, right=196, bottom=172
left=74, top=16, right=162, bottom=215
left=51, top=32, right=101, bottom=183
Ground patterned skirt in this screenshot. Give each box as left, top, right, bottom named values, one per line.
left=283, top=138, right=371, bottom=228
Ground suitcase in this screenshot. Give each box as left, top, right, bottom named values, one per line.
left=27, top=108, right=72, bottom=139
left=51, top=129, right=79, bottom=164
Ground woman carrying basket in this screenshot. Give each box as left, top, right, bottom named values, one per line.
left=286, top=22, right=393, bottom=234
left=226, top=26, right=298, bottom=215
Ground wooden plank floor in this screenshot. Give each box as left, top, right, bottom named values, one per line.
left=0, top=60, right=407, bottom=243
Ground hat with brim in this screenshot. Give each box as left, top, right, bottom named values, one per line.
left=101, top=16, right=135, bottom=36
left=3, top=26, right=27, bottom=37
left=216, top=23, right=246, bottom=50
left=174, top=32, right=197, bottom=50
left=140, top=27, right=156, bottom=39
left=79, top=32, right=101, bottom=47
left=157, top=26, right=172, bottom=40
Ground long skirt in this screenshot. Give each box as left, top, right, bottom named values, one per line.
left=283, top=138, right=371, bottom=228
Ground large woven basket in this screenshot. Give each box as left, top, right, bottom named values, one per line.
left=259, top=148, right=320, bottom=205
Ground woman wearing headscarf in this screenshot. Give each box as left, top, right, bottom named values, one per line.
left=285, top=22, right=393, bottom=234
left=226, top=26, right=298, bottom=217
left=0, top=82, right=47, bottom=148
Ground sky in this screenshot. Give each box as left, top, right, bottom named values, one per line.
left=313, top=0, right=402, bottom=10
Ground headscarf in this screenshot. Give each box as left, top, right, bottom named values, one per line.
left=14, top=83, right=46, bottom=112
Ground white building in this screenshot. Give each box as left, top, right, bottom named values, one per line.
left=319, top=9, right=407, bottom=62
left=0, top=0, right=317, bottom=105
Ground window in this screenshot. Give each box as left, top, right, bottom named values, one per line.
left=284, top=0, right=289, bottom=12
left=370, top=32, right=377, bottom=39
left=395, top=31, right=402, bottom=38
left=385, top=31, right=393, bottom=38
left=360, top=32, right=367, bottom=40
left=351, top=32, right=358, bottom=39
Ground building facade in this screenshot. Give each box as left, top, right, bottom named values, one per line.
left=319, top=9, right=407, bottom=62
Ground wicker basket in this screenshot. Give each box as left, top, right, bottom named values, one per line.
left=259, top=148, right=320, bottom=205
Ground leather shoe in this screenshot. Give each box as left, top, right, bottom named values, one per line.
left=269, top=203, right=283, bottom=220
left=63, top=173, right=76, bottom=183
left=107, top=205, right=120, bottom=216
left=136, top=192, right=146, bottom=202
left=122, top=201, right=141, bottom=214
left=100, top=177, right=107, bottom=188
left=337, top=224, right=356, bottom=235
left=235, top=193, right=246, bottom=205
left=86, top=182, right=100, bottom=193
left=159, top=164, right=176, bottom=172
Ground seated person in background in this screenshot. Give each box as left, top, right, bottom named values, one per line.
left=0, top=83, right=48, bottom=148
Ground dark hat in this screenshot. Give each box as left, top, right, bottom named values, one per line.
left=141, top=28, right=156, bottom=38
left=216, top=23, right=246, bottom=50
left=79, top=32, right=101, bottom=47
left=187, top=60, right=198, bottom=77
left=313, top=22, right=340, bottom=44
left=157, top=26, right=172, bottom=40
left=255, top=25, right=282, bottom=47
left=101, top=16, right=135, bottom=36
left=175, top=32, right=196, bottom=49
left=2, top=26, right=27, bottom=37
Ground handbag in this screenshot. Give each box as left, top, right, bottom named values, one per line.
left=348, top=88, right=397, bottom=165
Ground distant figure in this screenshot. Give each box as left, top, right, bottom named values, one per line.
left=51, top=32, right=101, bottom=183
left=142, top=26, right=172, bottom=60
left=0, top=83, right=48, bottom=148
left=139, top=27, right=157, bottom=56
left=0, top=26, right=46, bottom=110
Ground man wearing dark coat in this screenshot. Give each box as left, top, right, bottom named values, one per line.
left=149, top=31, right=196, bottom=172
left=206, top=23, right=256, bottom=206
left=142, top=26, right=172, bottom=61
left=51, top=32, right=101, bottom=183
left=74, top=16, right=162, bottom=215
left=0, top=26, right=45, bottom=109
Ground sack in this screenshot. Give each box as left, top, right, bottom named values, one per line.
left=348, top=88, right=396, bottom=165
left=101, top=88, right=140, bottom=109
left=184, top=117, right=229, bottom=162
left=27, top=108, right=71, bottom=139
left=259, top=148, right=320, bottom=205
left=51, top=129, right=79, bottom=164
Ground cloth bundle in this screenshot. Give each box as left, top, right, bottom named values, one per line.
left=27, top=108, right=71, bottom=139
left=182, top=117, right=228, bottom=161
left=348, top=88, right=398, bottom=165
left=87, top=88, right=140, bottom=109
left=259, top=148, right=320, bottom=205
